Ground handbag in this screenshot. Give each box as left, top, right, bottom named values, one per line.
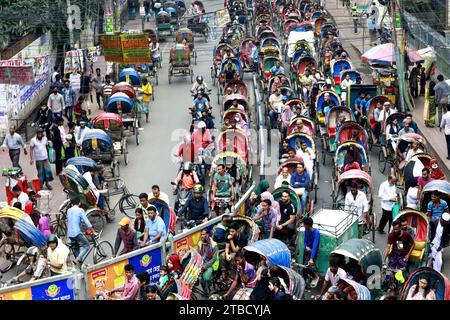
left=392, top=202, right=400, bottom=220
left=48, top=146, right=56, bottom=164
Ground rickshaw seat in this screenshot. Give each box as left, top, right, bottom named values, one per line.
left=409, top=241, right=426, bottom=262
left=329, top=126, right=336, bottom=138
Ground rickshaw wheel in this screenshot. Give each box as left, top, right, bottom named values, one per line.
left=135, top=127, right=140, bottom=146
left=93, top=240, right=114, bottom=264
left=190, top=68, right=194, bottom=83
left=119, top=194, right=139, bottom=218
left=124, top=151, right=129, bottom=165
left=113, top=161, right=120, bottom=177
left=378, top=150, right=387, bottom=174
left=83, top=210, right=106, bottom=235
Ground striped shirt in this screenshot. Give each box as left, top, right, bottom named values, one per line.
left=2, top=133, right=25, bottom=150
left=102, top=82, right=114, bottom=97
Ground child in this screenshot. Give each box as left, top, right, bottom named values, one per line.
left=158, top=266, right=169, bottom=288
left=38, top=213, right=52, bottom=238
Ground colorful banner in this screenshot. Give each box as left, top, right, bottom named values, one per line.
left=105, top=16, right=114, bottom=33
left=30, top=278, right=75, bottom=300
left=128, top=247, right=162, bottom=284
left=87, top=260, right=128, bottom=299
left=174, top=223, right=218, bottom=258
left=64, top=49, right=85, bottom=74
left=0, top=66, right=34, bottom=85
left=215, top=9, right=230, bottom=26
left=102, top=34, right=151, bottom=64
left=0, top=277, right=74, bottom=300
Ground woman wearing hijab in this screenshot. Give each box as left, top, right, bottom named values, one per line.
left=250, top=267, right=272, bottom=300
left=254, top=180, right=270, bottom=196
left=167, top=254, right=183, bottom=280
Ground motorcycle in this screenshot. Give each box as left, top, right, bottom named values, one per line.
left=171, top=181, right=193, bottom=213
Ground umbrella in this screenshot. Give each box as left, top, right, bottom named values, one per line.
left=362, top=43, right=424, bottom=65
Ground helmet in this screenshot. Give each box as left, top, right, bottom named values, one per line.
left=193, top=184, right=204, bottom=193
left=183, top=162, right=193, bottom=171
left=26, top=246, right=38, bottom=257
left=47, top=234, right=58, bottom=245
left=197, top=121, right=206, bottom=129
left=196, top=75, right=203, bottom=83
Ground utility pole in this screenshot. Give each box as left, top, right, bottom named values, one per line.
left=391, top=0, right=413, bottom=112
left=114, top=0, right=121, bottom=32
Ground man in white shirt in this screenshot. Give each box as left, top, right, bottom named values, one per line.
left=404, top=141, right=423, bottom=163
left=274, top=167, right=292, bottom=189
left=344, top=182, right=369, bottom=237
left=268, top=88, right=283, bottom=128
left=315, top=256, right=347, bottom=300
left=11, top=185, right=29, bottom=209
left=69, top=70, right=82, bottom=100
left=296, top=140, right=315, bottom=180
left=47, top=87, right=65, bottom=119
left=340, top=73, right=355, bottom=101
left=51, top=66, right=60, bottom=83
left=377, top=175, right=398, bottom=233
left=74, top=121, right=90, bottom=147
left=406, top=185, right=419, bottom=210
left=439, top=104, right=450, bottom=160
left=29, top=128, right=53, bottom=190
left=429, top=212, right=450, bottom=272
left=82, top=165, right=107, bottom=208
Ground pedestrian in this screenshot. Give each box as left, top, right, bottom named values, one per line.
left=61, top=80, right=76, bottom=122
left=91, top=68, right=104, bottom=110
left=141, top=77, right=152, bottom=123
left=74, top=120, right=90, bottom=147
left=419, top=67, right=426, bottom=96
left=351, top=7, right=359, bottom=33
left=439, top=104, right=450, bottom=160
left=67, top=196, right=96, bottom=265
left=301, top=216, right=320, bottom=288
left=377, top=175, right=398, bottom=233
left=47, top=87, right=65, bottom=119
left=101, top=75, right=114, bottom=109
left=79, top=70, right=91, bottom=115
left=51, top=66, right=60, bottom=83
left=409, top=64, right=420, bottom=98
left=50, top=117, right=65, bottom=175
left=1, top=125, right=27, bottom=168
left=29, top=128, right=53, bottom=190
left=114, top=217, right=138, bottom=257
left=434, top=75, right=450, bottom=126
left=50, top=74, right=65, bottom=93
left=31, top=104, right=53, bottom=138
left=429, top=212, right=450, bottom=272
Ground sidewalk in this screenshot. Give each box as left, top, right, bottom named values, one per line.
left=0, top=17, right=156, bottom=207
left=325, top=0, right=450, bottom=177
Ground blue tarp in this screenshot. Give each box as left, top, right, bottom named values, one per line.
left=66, top=157, right=97, bottom=173
left=244, top=239, right=291, bottom=268
left=14, top=219, right=46, bottom=247
left=119, top=68, right=141, bottom=86
left=82, top=129, right=112, bottom=145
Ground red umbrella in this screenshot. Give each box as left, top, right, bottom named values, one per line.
left=361, top=43, right=424, bottom=65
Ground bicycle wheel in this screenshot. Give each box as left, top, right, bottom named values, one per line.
left=15, top=255, right=31, bottom=276
left=119, top=193, right=140, bottom=218
left=50, top=218, right=67, bottom=239
left=93, top=241, right=114, bottom=264
left=0, top=241, right=16, bottom=273
left=83, top=210, right=106, bottom=234
left=378, top=149, right=386, bottom=174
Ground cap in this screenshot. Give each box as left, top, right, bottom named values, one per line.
left=118, top=217, right=131, bottom=226
left=442, top=212, right=450, bottom=222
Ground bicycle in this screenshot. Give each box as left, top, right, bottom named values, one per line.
left=0, top=234, right=26, bottom=273
left=67, top=231, right=114, bottom=265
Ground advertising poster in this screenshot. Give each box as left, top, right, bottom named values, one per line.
left=174, top=223, right=218, bottom=258
left=0, top=66, right=34, bottom=85
left=102, top=34, right=151, bottom=64
left=30, top=278, right=75, bottom=300
left=128, top=247, right=162, bottom=283
left=0, top=288, right=32, bottom=300
left=88, top=260, right=128, bottom=298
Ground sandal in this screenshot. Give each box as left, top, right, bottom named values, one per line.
left=310, top=277, right=320, bottom=288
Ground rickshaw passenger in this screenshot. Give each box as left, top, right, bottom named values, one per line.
left=230, top=99, right=245, bottom=112
left=224, top=62, right=237, bottom=82
left=406, top=275, right=436, bottom=300
left=279, top=139, right=291, bottom=159
left=335, top=113, right=346, bottom=136
left=268, top=277, right=287, bottom=300
left=406, top=184, right=420, bottom=210
left=350, top=130, right=366, bottom=150
left=315, top=256, right=347, bottom=300
left=223, top=252, right=257, bottom=300
left=253, top=199, right=277, bottom=239
left=290, top=163, right=310, bottom=214
left=386, top=117, right=400, bottom=151
left=140, top=206, right=166, bottom=246
left=344, top=182, right=369, bottom=237
left=83, top=165, right=106, bottom=209
left=302, top=217, right=320, bottom=288
left=196, top=229, right=219, bottom=287
left=150, top=185, right=170, bottom=205
left=427, top=191, right=449, bottom=222
left=269, top=60, right=285, bottom=76
left=268, top=88, right=282, bottom=128
left=398, top=141, right=423, bottom=170
left=383, top=220, right=414, bottom=270
left=274, top=167, right=292, bottom=189
left=275, top=191, right=296, bottom=242
left=372, top=102, right=383, bottom=144
left=398, top=119, right=415, bottom=136
left=296, top=141, right=315, bottom=179
left=344, top=259, right=367, bottom=285
left=430, top=212, right=450, bottom=272
left=342, top=156, right=361, bottom=173
left=322, top=93, right=336, bottom=117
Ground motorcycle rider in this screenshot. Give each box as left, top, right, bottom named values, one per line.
left=191, top=76, right=210, bottom=97
left=173, top=162, right=200, bottom=211
left=200, top=110, right=215, bottom=129
left=191, top=91, right=211, bottom=117
left=11, top=247, right=48, bottom=283
left=177, top=184, right=209, bottom=225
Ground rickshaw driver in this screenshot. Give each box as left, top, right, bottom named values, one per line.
left=212, top=164, right=236, bottom=210
left=383, top=220, right=415, bottom=271
left=344, top=182, right=369, bottom=238
left=270, top=60, right=285, bottom=76
left=290, top=162, right=311, bottom=215
left=223, top=252, right=257, bottom=300
left=230, top=99, right=245, bottom=112
left=224, top=62, right=238, bottom=82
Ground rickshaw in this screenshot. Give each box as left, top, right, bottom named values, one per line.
left=107, top=92, right=141, bottom=146
left=244, top=239, right=291, bottom=268
left=223, top=80, right=248, bottom=98
left=118, top=68, right=140, bottom=86
left=314, top=16, right=327, bottom=36
left=287, top=115, right=315, bottom=137
left=257, top=30, right=277, bottom=42
left=419, top=180, right=450, bottom=214
left=259, top=56, right=282, bottom=87
left=272, top=187, right=301, bottom=227
left=332, top=169, right=375, bottom=242
left=331, top=239, right=383, bottom=297
left=156, top=11, right=174, bottom=41
left=187, top=16, right=209, bottom=43
left=81, top=129, right=120, bottom=177
left=334, top=141, right=369, bottom=180
left=403, top=153, right=446, bottom=192
left=377, top=112, right=406, bottom=174
left=331, top=59, right=353, bottom=93
left=269, top=266, right=306, bottom=299
left=65, top=156, right=97, bottom=174
left=297, top=207, right=360, bottom=275
left=240, top=38, right=256, bottom=72
left=223, top=109, right=249, bottom=131
left=217, top=128, right=249, bottom=163
left=211, top=43, right=235, bottom=84
left=111, top=81, right=136, bottom=99
left=168, top=44, right=194, bottom=84
left=286, top=31, right=315, bottom=60
left=92, top=113, right=129, bottom=165
left=392, top=209, right=430, bottom=268
left=222, top=93, right=249, bottom=113
left=340, top=69, right=362, bottom=84
left=164, top=5, right=180, bottom=31
left=176, top=28, right=196, bottom=64
left=335, top=121, right=368, bottom=151
left=393, top=133, right=426, bottom=185
left=315, top=90, right=341, bottom=128
left=321, top=106, right=354, bottom=164
left=217, top=58, right=243, bottom=104
left=267, top=74, right=291, bottom=95
left=336, top=278, right=371, bottom=300
left=401, top=267, right=450, bottom=300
